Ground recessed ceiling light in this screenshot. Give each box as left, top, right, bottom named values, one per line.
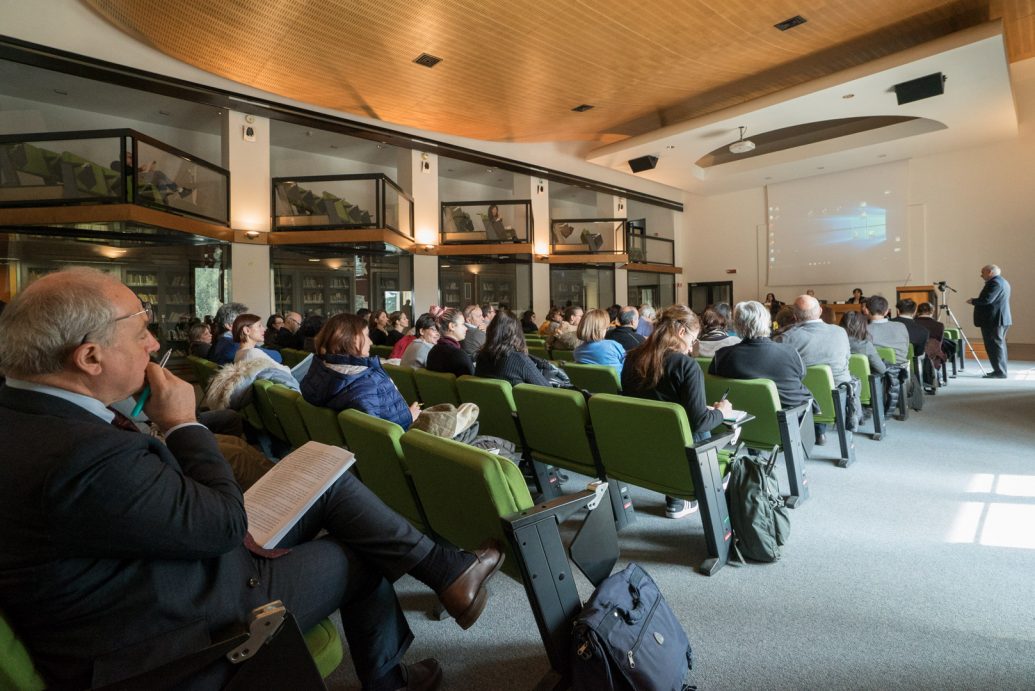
left=571, top=104, right=594, bottom=112
left=308, top=258, right=320, bottom=262
left=842, top=93, right=854, bottom=99
left=774, top=15, right=807, bottom=31
left=413, top=53, right=443, bottom=68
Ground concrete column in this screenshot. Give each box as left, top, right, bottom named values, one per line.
left=401, top=149, right=440, bottom=311
left=529, top=176, right=551, bottom=318
left=672, top=205, right=686, bottom=304
left=222, top=110, right=272, bottom=314
left=611, top=196, right=629, bottom=308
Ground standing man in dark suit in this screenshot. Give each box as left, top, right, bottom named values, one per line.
left=0, top=268, right=500, bottom=690
left=967, top=264, right=1012, bottom=378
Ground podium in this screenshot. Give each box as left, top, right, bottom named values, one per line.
left=896, top=285, right=938, bottom=311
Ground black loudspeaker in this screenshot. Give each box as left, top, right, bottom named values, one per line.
left=894, top=73, right=945, bottom=105
left=628, top=155, right=658, bottom=173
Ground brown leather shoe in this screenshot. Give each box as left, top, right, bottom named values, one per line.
left=393, top=658, right=442, bottom=691
left=438, top=540, right=504, bottom=629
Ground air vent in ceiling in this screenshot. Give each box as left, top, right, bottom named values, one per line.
left=413, top=53, right=442, bottom=68
left=571, top=104, right=594, bottom=112
left=774, top=15, right=807, bottom=31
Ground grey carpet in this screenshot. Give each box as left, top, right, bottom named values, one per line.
left=327, top=361, right=1035, bottom=690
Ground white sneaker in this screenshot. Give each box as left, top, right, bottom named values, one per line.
left=665, top=497, right=699, bottom=519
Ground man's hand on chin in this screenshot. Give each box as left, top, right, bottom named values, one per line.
left=143, top=364, right=196, bottom=433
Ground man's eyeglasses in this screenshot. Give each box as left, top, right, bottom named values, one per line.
left=80, top=304, right=155, bottom=345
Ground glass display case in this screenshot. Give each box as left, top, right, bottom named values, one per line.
left=549, top=218, right=626, bottom=254
left=440, top=200, right=531, bottom=243
left=273, top=175, right=413, bottom=238
left=0, top=129, right=229, bottom=224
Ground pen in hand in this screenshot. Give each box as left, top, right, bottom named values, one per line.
left=131, top=349, right=172, bottom=417
left=720, top=388, right=730, bottom=402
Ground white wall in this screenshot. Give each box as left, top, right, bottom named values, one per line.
left=683, top=58, right=1035, bottom=343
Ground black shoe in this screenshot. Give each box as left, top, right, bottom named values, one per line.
left=815, top=433, right=827, bottom=446
left=394, top=658, right=443, bottom=691
left=983, top=372, right=1007, bottom=379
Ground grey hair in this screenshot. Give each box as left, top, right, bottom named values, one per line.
left=983, top=264, right=1001, bottom=277
left=0, top=268, right=120, bottom=377
left=215, top=302, right=248, bottom=329
left=618, top=306, right=637, bottom=326
left=733, top=300, right=772, bottom=339
left=638, top=304, right=655, bottom=320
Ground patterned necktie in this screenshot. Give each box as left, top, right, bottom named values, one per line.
left=108, top=407, right=141, bottom=433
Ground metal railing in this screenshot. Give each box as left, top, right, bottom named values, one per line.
left=626, top=230, right=675, bottom=264
left=0, top=129, right=229, bottom=225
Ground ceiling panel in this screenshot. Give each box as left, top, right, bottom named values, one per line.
left=82, top=0, right=1029, bottom=144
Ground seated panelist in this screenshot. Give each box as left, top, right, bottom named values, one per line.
left=0, top=268, right=501, bottom=690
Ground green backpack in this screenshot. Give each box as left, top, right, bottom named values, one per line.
left=725, top=454, right=790, bottom=562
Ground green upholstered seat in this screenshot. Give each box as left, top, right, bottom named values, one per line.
left=803, top=364, right=856, bottom=467
left=337, top=409, right=428, bottom=530
left=252, top=379, right=289, bottom=443
left=562, top=362, right=621, bottom=394
left=413, top=369, right=461, bottom=406
left=549, top=348, right=575, bottom=362
left=849, top=354, right=886, bottom=441
left=296, top=398, right=348, bottom=447
left=382, top=363, right=420, bottom=405
left=267, top=385, right=310, bottom=449
left=512, top=384, right=598, bottom=478
left=279, top=348, right=309, bottom=368
left=455, top=375, right=522, bottom=446
left=187, top=355, right=220, bottom=389
left=1, top=607, right=341, bottom=686
left=848, top=354, right=872, bottom=405
left=587, top=394, right=733, bottom=575
left=694, top=356, right=713, bottom=372
left=370, top=345, right=393, bottom=359
left=587, top=394, right=727, bottom=499
left=399, top=429, right=532, bottom=581
left=0, top=610, right=44, bottom=690
left=875, top=345, right=896, bottom=364
left=527, top=345, right=549, bottom=360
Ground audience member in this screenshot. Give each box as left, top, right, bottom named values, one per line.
left=520, top=310, right=538, bottom=333
left=606, top=304, right=622, bottom=325
left=548, top=305, right=583, bottom=351
left=710, top=301, right=811, bottom=410
left=276, top=310, right=304, bottom=350
left=820, top=304, right=835, bottom=324
left=713, top=302, right=735, bottom=337
left=916, top=301, right=955, bottom=364
left=0, top=269, right=501, bottom=690
left=207, top=301, right=249, bottom=364
left=302, top=313, right=419, bottom=428
left=840, top=310, right=886, bottom=375
left=368, top=309, right=390, bottom=346
left=299, top=313, right=325, bottom=353
left=264, top=314, right=284, bottom=348
left=764, top=292, right=784, bottom=319
left=864, top=295, right=909, bottom=363
left=400, top=313, right=440, bottom=369
left=385, top=310, right=410, bottom=347
left=461, top=304, right=486, bottom=359
left=635, top=304, right=655, bottom=338
left=775, top=295, right=852, bottom=444
left=694, top=308, right=740, bottom=357
left=356, top=307, right=371, bottom=322
left=475, top=310, right=551, bottom=387
left=574, top=309, right=626, bottom=375
left=622, top=305, right=732, bottom=519
left=772, top=304, right=800, bottom=337
left=891, top=299, right=930, bottom=358
left=480, top=303, right=497, bottom=324
left=427, top=309, right=475, bottom=378
left=188, top=322, right=212, bottom=358
left=605, top=306, right=645, bottom=351
left=539, top=306, right=563, bottom=336
left=204, top=314, right=299, bottom=410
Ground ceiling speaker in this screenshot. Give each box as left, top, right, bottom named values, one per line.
left=628, top=155, right=658, bottom=173
left=894, top=73, right=945, bottom=105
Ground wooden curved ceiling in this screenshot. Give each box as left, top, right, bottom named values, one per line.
left=84, top=0, right=1034, bottom=145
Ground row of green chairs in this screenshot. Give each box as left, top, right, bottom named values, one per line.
left=802, top=364, right=857, bottom=468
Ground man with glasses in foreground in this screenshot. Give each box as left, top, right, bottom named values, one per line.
left=0, top=268, right=501, bottom=690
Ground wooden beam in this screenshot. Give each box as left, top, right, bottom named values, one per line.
left=267, top=228, right=415, bottom=251
left=0, top=204, right=234, bottom=242
left=414, top=242, right=534, bottom=256
left=620, top=262, right=682, bottom=274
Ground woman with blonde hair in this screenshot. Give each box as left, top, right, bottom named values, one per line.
left=573, top=308, right=625, bottom=375
left=622, top=304, right=733, bottom=519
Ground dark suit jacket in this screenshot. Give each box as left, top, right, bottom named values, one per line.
left=891, top=316, right=930, bottom=357
left=972, top=275, right=1012, bottom=327
left=605, top=326, right=645, bottom=352
left=276, top=327, right=305, bottom=351
left=916, top=316, right=945, bottom=342
left=207, top=331, right=238, bottom=364
left=709, top=337, right=811, bottom=408
left=0, top=386, right=250, bottom=689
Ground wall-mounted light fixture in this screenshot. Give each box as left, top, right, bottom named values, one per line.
left=244, top=230, right=261, bottom=239
left=536, top=179, right=545, bottom=194
left=420, top=152, right=431, bottom=173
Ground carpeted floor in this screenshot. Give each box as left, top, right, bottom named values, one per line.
left=327, top=360, right=1035, bottom=690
